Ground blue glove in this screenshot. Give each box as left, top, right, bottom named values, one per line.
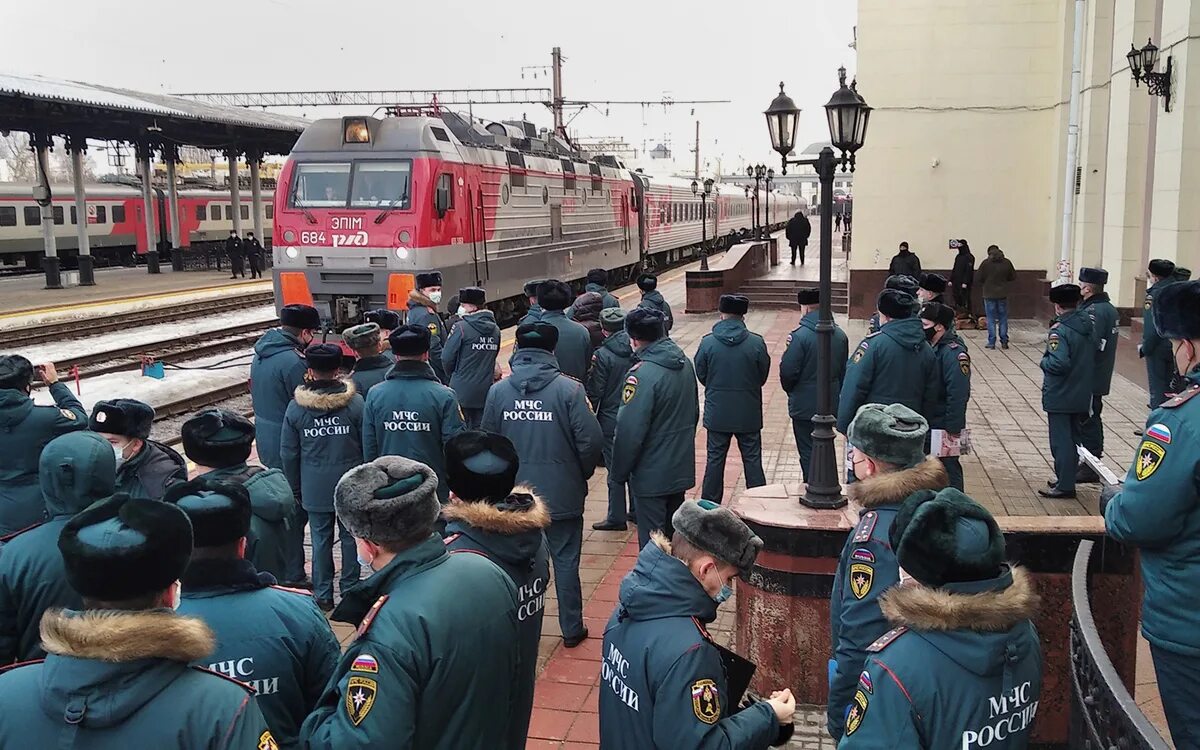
left=828, top=659, right=837, bottom=690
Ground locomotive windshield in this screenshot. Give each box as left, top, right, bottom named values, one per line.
left=291, top=163, right=350, bottom=207
left=349, top=161, right=412, bottom=209
left=289, top=160, right=412, bottom=210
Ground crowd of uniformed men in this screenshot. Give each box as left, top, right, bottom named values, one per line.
left=0, top=254, right=1196, bottom=749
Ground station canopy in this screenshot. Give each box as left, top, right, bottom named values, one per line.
left=0, top=73, right=307, bottom=155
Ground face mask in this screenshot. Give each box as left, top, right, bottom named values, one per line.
left=112, top=442, right=128, bottom=469
left=357, top=552, right=374, bottom=572
left=1174, top=340, right=1196, bottom=378
left=923, top=326, right=937, bottom=343
left=428, top=291, right=443, bottom=304
left=168, top=581, right=181, bottom=610
left=714, top=584, right=734, bottom=604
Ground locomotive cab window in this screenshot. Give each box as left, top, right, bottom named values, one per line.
left=291, top=162, right=352, bottom=207
left=507, top=151, right=526, bottom=188
left=350, top=161, right=412, bottom=209
left=589, top=163, right=602, bottom=192
left=436, top=173, right=454, bottom=213
left=561, top=160, right=576, bottom=191
left=0, top=206, right=14, bottom=227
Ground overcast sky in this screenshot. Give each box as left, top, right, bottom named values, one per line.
left=0, top=0, right=856, bottom=175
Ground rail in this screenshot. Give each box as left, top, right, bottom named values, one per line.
left=1068, top=540, right=1170, bottom=749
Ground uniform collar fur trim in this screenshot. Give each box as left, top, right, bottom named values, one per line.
left=40, top=609, right=214, bottom=663
left=441, top=488, right=551, bottom=533
left=848, top=457, right=948, bottom=509
left=880, top=566, right=1038, bottom=632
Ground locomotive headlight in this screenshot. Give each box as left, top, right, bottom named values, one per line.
left=283, top=229, right=297, bottom=243
left=398, top=230, right=411, bottom=244
left=395, top=246, right=409, bottom=260
left=284, top=247, right=299, bottom=259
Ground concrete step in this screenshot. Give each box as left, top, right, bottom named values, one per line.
left=738, top=281, right=848, bottom=292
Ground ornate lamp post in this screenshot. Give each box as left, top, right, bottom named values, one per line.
left=1128, top=38, right=1174, bottom=111
left=764, top=67, right=871, bottom=509
left=692, top=177, right=714, bottom=270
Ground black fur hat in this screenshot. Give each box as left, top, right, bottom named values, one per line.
left=363, top=309, right=401, bottom=330
left=516, top=322, right=559, bottom=351
left=626, top=307, right=666, bottom=342
left=1153, top=280, right=1200, bottom=340
left=444, top=431, right=520, bottom=503
left=796, top=288, right=820, bottom=306
left=459, top=287, right=486, bottom=307
left=672, top=500, right=764, bottom=577
left=59, top=494, right=193, bottom=600
left=1148, top=259, right=1176, bottom=279
left=1078, top=267, right=1108, bottom=285
left=586, top=268, right=608, bottom=285
left=415, top=271, right=443, bottom=289
left=389, top=324, right=432, bottom=356
left=280, top=304, right=320, bottom=330
left=919, top=301, right=955, bottom=330
left=536, top=280, right=573, bottom=311
left=885, top=275, right=920, bottom=296
left=719, top=294, right=750, bottom=316
left=919, top=273, right=948, bottom=294
left=1048, top=283, right=1082, bottom=307
left=0, top=354, right=33, bottom=391
left=89, top=399, right=155, bottom=440
left=304, top=343, right=344, bottom=373
left=523, top=279, right=546, bottom=298
left=181, top=408, right=254, bottom=468
left=163, top=478, right=252, bottom=547
left=890, top=488, right=1005, bottom=587
left=1173, top=267, right=1192, bottom=282
left=636, top=273, right=658, bottom=292
left=877, top=289, right=916, bottom=319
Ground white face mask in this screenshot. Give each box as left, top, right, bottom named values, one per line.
left=428, top=290, right=443, bottom=305
left=112, top=441, right=128, bottom=469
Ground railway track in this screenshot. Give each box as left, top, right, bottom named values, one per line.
left=0, top=290, right=275, bottom=348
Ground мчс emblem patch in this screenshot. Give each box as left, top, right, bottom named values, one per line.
left=1048, top=333, right=1059, bottom=352
left=691, top=678, right=721, bottom=724
left=427, top=322, right=439, bottom=336
left=849, top=563, right=873, bottom=599
left=845, top=689, right=869, bottom=735
left=958, top=351, right=971, bottom=376
left=345, top=675, right=377, bottom=726
left=622, top=375, right=638, bottom=405
left=258, top=730, right=279, bottom=750
left=1135, top=440, right=1165, bottom=481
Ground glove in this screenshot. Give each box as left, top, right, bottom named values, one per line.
left=828, top=659, right=837, bottom=690
left=1099, top=484, right=1120, bottom=516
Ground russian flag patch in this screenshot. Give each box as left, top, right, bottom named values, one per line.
left=1145, top=423, right=1172, bottom=444
left=351, top=654, right=379, bottom=674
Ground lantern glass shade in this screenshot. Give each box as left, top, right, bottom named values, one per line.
left=691, top=179, right=698, bottom=195
left=1140, top=39, right=1159, bottom=73
left=825, top=82, right=871, bottom=154
left=703, top=177, right=714, bottom=195
left=1127, top=44, right=1142, bottom=77
left=764, top=82, right=801, bottom=158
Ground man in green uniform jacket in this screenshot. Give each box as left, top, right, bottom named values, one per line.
left=442, top=286, right=501, bottom=428
left=635, top=273, right=674, bottom=333
left=0, top=356, right=87, bottom=535
left=443, top=431, right=551, bottom=750
left=537, top=279, right=595, bottom=381
left=182, top=408, right=298, bottom=581
left=0, top=495, right=276, bottom=748
left=1077, top=267, right=1119, bottom=482
left=866, top=276, right=920, bottom=335
left=611, top=309, right=699, bottom=549
left=1037, top=284, right=1095, bottom=499
left=362, top=325, right=465, bottom=503
left=518, top=278, right=546, bottom=326
left=780, top=289, right=849, bottom=481
left=570, top=267, right=620, bottom=315
left=345, top=323, right=393, bottom=396
left=918, top=302, right=971, bottom=491
left=695, top=294, right=771, bottom=504
left=0, top=431, right=114, bottom=664
left=839, top=489, right=1042, bottom=748
left=301, top=456, right=521, bottom=749
left=828, top=404, right=947, bottom=740
left=1142, top=259, right=1178, bottom=409
left=90, top=399, right=187, bottom=500
left=1103, top=280, right=1200, bottom=748
left=406, top=271, right=449, bottom=384
left=169, top=479, right=340, bottom=749
left=589, top=308, right=637, bottom=531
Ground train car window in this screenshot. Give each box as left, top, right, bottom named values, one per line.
left=588, top=163, right=602, bottom=192
left=69, top=206, right=77, bottom=224
left=437, top=173, right=455, bottom=209
left=431, top=127, right=451, bottom=143
left=226, top=205, right=233, bottom=220
left=211, top=205, right=222, bottom=220
left=195, top=205, right=207, bottom=221
left=113, top=205, right=126, bottom=223
left=265, top=203, right=274, bottom=219
left=240, top=205, right=250, bottom=221
left=23, top=206, right=39, bottom=225
left=560, top=160, right=575, bottom=191
left=0, top=206, right=14, bottom=227
left=95, top=205, right=107, bottom=223
left=350, top=161, right=412, bottom=208
left=52, top=206, right=64, bottom=225
left=506, top=151, right=526, bottom=188
left=659, top=207, right=666, bottom=225
left=292, top=162, right=352, bottom=207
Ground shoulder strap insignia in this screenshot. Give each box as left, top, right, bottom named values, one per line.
left=0, top=521, right=45, bottom=544
left=357, top=594, right=390, bottom=639
left=629, top=361, right=643, bottom=372
left=269, top=584, right=314, bottom=596
left=690, top=616, right=715, bottom=644
left=864, top=331, right=881, bottom=338
left=443, top=533, right=462, bottom=545
left=561, top=372, right=582, bottom=384
left=190, top=665, right=255, bottom=692
left=852, top=512, right=878, bottom=543
left=867, top=626, right=909, bottom=653
left=1164, top=383, right=1200, bottom=409
left=947, top=341, right=959, bottom=349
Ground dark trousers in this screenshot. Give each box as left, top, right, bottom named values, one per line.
left=462, top=407, right=484, bottom=430
left=1147, top=354, right=1173, bottom=409
left=284, top=506, right=308, bottom=583
left=953, top=284, right=971, bottom=312
left=791, top=242, right=806, bottom=264
left=601, top=435, right=635, bottom=525
left=1151, top=644, right=1200, bottom=749
left=701, top=431, right=766, bottom=504
left=940, top=456, right=964, bottom=491
left=249, top=256, right=262, bottom=279
left=231, top=255, right=245, bottom=278
left=308, top=510, right=360, bottom=602
left=792, top=416, right=814, bottom=481
left=1048, top=412, right=1085, bottom=492
left=546, top=517, right=584, bottom=640
left=1079, top=395, right=1105, bottom=457
left=635, top=492, right=685, bottom=549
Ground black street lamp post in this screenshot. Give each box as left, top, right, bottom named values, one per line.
left=747, top=164, right=768, bottom=238
left=766, top=167, right=775, bottom=232
left=764, top=67, right=871, bottom=509
left=692, top=177, right=714, bottom=270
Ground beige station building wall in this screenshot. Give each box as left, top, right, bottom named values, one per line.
left=851, top=0, right=1200, bottom=319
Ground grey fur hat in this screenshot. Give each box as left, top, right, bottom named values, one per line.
left=334, top=456, right=441, bottom=545
left=672, top=500, right=764, bottom=577
left=848, top=403, right=929, bottom=469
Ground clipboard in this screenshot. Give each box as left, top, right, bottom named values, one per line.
left=714, top=642, right=757, bottom=708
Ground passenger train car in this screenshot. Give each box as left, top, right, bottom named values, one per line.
left=271, top=112, right=800, bottom=327
left=0, top=183, right=274, bottom=269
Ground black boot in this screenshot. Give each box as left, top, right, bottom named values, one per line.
left=1075, top=462, right=1101, bottom=484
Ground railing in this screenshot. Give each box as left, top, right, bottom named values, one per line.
left=1069, top=539, right=1170, bottom=749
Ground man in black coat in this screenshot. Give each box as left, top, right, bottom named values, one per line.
left=888, top=241, right=922, bottom=278
left=786, top=211, right=812, bottom=265
left=949, top=239, right=975, bottom=313
left=90, top=399, right=187, bottom=500
left=225, top=231, right=245, bottom=279
left=244, top=232, right=264, bottom=279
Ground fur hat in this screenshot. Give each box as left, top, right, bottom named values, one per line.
left=363, top=309, right=401, bottom=330
left=796, top=288, right=820, bottom=306
left=0, top=354, right=33, bottom=391
left=516, top=322, right=559, bottom=351
left=304, top=343, right=344, bottom=373
left=889, top=488, right=1005, bottom=587
left=636, top=273, right=658, bottom=292
left=89, top=399, right=155, bottom=439
left=335, top=456, right=441, bottom=545
left=163, top=478, right=252, bottom=547
left=672, top=500, right=763, bottom=577
left=1048, top=283, right=1082, bottom=306
left=919, top=302, right=955, bottom=330
left=848, top=403, right=929, bottom=469
left=389, top=324, right=431, bottom=356
left=59, top=494, right=193, bottom=601
left=884, top=275, right=920, bottom=296
left=1078, top=267, right=1108, bottom=285
left=181, top=408, right=254, bottom=468
left=1153, top=280, right=1200, bottom=340
left=719, top=294, right=750, bottom=316
left=459, top=287, right=486, bottom=307
left=877, top=289, right=916, bottom=319
left=587, top=268, right=608, bottom=285
left=1173, top=266, right=1192, bottom=282
left=415, top=271, right=443, bottom=289
left=343, top=322, right=381, bottom=351
left=280, top=304, right=320, bottom=330
left=600, top=307, right=627, bottom=333
left=919, top=273, right=948, bottom=294
left=523, top=279, right=546, bottom=298
left=445, top=431, right=519, bottom=503
left=536, top=280, right=573, bottom=311
left=626, top=307, right=666, bottom=342
left=1148, top=259, right=1176, bottom=279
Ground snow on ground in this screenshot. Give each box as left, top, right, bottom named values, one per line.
left=1, top=280, right=272, bottom=328
left=14, top=306, right=276, bottom=365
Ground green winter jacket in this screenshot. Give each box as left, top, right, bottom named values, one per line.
left=249, top=328, right=308, bottom=470
left=539, top=309, right=594, bottom=382
left=611, top=338, right=699, bottom=497
left=518, top=304, right=544, bottom=327
left=837, top=318, right=939, bottom=434
left=1080, top=292, right=1119, bottom=396
left=115, top=440, right=187, bottom=501
left=928, top=333, right=971, bottom=434
left=638, top=291, right=675, bottom=333
left=281, top=379, right=364, bottom=514
left=586, top=331, right=635, bottom=437
left=349, top=353, right=392, bottom=396
left=695, top=318, right=770, bottom=434
left=301, top=534, right=521, bottom=749
left=779, top=311, right=849, bottom=420
left=443, top=310, right=501, bottom=409
left=198, top=463, right=297, bottom=581
left=1039, top=307, right=1095, bottom=414
left=406, top=291, right=448, bottom=384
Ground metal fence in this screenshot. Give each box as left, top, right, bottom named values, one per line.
left=1069, top=539, right=1171, bottom=749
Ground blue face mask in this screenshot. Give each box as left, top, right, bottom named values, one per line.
left=357, top=552, right=374, bottom=572
left=714, top=584, right=733, bottom=605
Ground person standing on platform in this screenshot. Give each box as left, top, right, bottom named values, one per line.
left=519, top=279, right=546, bottom=326
left=245, top=231, right=264, bottom=279
left=444, top=295, right=462, bottom=336
left=0, top=495, right=276, bottom=748
left=888, top=241, right=922, bottom=278
left=443, top=287, right=500, bottom=429
left=570, top=268, right=619, bottom=315
left=975, top=244, right=1016, bottom=349
left=636, top=273, right=674, bottom=333
left=90, top=399, right=186, bottom=500
left=0, top=356, right=87, bottom=535
left=611, top=309, right=699, bottom=549
left=835, top=213, right=843, bottom=233
left=482, top=323, right=603, bottom=648
left=0, top=431, right=114, bottom=665
left=536, top=280, right=594, bottom=382
left=780, top=289, right=849, bottom=481
left=1142, top=259, right=1178, bottom=410
left=917, top=272, right=948, bottom=305
left=443, top=430, right=550, bottom=748
left=344, top=323, right=391, bottom=395
left=950, top=238, right=975, bottom=314
left=362, top=325, right=465, bottom=503
left=839, top=488, right=1042, bottom=747
left=695, top=294, right=770, bottom=504
left=407, top=271, right=448, bottom=384
left=590, top=308, right=638, bottom=531
left=301, top=456, right=520, bottom=749
left=786, top=210, right=812, bottom=265
left=169, top=478, right=340, bottom=748
left=226, top=230, right=245, bottom=279
left=919, top=302, right=971, bottom=491
left=364, top=309, right=401, bottom=339
left=867, top=275, right=920, bottom=335
left=827, top=403, right=947, bottom=742
left=1076, top=267, right=1119, bottom=485
left=280, top=343, right=364, bottom=611
left=1037, top=284, right=1095, bottom=500
left=1103, top=280, right=1200, bottom=750
left=571, top=291, right=607, bottom=349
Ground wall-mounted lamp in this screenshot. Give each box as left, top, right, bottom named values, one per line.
left=1128, top=38, right=1173, bottom=112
